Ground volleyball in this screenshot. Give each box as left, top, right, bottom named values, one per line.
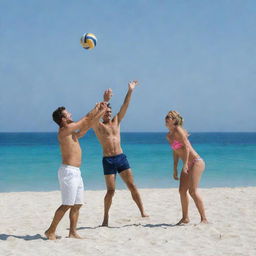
left=80, top=33, right=97, bottom=50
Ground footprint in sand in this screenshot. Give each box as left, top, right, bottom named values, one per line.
left=117, top=218, right=132, bottom=223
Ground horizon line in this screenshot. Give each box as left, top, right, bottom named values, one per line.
left=0, top=131, right=256, bottom=134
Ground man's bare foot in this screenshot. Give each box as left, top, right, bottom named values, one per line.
left=141, top=213, right=149, bottom=218
left=200, top=219, right=209, bottom=224
left=176, top=218, right=190, bottom=225
left=68, top=232, right=84, bottom=239
left=45, top=230, right=57, bottom=240
left=101, top=220, right=108, bottom=227
left=101, top=216, right=109, bottom=227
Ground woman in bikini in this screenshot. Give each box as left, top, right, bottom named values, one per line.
left=165, top=110, right=208, bottom=224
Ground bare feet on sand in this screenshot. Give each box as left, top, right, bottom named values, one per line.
left=101, top=213, right=149, bottom=226
left=200, top=219, right=209, bottom=224
left=68, top=232, right=84, bottom=239
left=45, top=230, right=58, bottom=240
left=101, top=220, right=108, bottom=227
left=176, top=218, right=190, bottom=225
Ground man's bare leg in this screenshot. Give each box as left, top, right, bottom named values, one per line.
left=69, top=204, right=83, bottom=238
left=45, top=205, right=71, bottom=240
left=102, top=174, right=116, bottom=226
left=120, top=169, right=149, bottom=217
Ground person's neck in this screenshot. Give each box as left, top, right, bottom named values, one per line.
left=61, top=120, right=73, bottom=127
left=169, top=126, right=176, bottom=133
left=103, top=120, right=111, bottom=124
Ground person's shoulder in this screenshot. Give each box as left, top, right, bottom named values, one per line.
left=92, top=120, right=101, bottom=129
left=58, top=127, right=65, bottom=135
left=112, top=115, right=118, bottom=121
left=176, top=126, right=189, bottom=139
left=58, top=125, right=72, bottom=138
left=93, top=121, right=106, bottom=133
left=176, top=126, right=184, bottom=134
left=58, top=130, right=65, bottom=142
left=111, top=116, right=119, bottom=125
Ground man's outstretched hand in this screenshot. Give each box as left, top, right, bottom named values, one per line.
left=103, top=88, right=113, bottom=102
left=98, top=102, right=108, bottom=112
left=93, top=102, right=108, bottom=114
left=128, top=80, right=139, bottom=90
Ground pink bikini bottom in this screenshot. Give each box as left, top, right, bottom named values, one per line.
left=188, top=158, right=203, bottom=170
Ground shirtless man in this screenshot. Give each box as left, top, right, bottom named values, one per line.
left=45, top=102, right=107, bottom=240
left=92, top=80, right=149, bottom=226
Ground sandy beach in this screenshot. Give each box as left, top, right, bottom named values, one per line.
left=0, top=187, right=255, bottom=256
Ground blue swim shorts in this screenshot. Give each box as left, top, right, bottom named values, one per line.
left=102, top=153, right=130, bottom=175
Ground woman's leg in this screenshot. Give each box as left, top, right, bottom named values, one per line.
left=188, top=160, right=208, bottom=223
left=177, top=171, right=190, bottom=225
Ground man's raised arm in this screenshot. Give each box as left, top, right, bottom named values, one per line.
left=75, top=102, right=108, bottom=138
left=117, top=80, right=138, bottom=123
left=61, top=103, right=107, bottom=137
left=76, top=88, right=113, bottom=137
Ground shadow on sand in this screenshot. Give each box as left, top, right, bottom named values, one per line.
left=0, top=223, right=178, bottom=241
left=0, top=233, right=47, bottom=241
left=77, top=223, right=176, bottom=230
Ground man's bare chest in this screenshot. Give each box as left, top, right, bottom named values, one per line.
left=99, top=124, right=119, bottom=137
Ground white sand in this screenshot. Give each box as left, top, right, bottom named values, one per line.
left=0, top=187, right=255, bottom=256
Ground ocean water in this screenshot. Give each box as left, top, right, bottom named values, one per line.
left=0, top=132, right=255, bottom=192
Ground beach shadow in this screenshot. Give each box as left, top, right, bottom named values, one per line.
left=77, top=223, right=176, bottom=230
left=143, top=223, right=176, bottom=228
left=106, top=224, right=143, bottom=229
left=76, top=226, right=99, bottom=230
left=0, top=233, right=47, bottom=241
left=76, top=223, right=143, bottom=230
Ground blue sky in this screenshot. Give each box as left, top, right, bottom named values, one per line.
left=0, top=0, right=255, bottom=132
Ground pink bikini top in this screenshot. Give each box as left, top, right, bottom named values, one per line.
left=171, top=140, right=183, bottom=150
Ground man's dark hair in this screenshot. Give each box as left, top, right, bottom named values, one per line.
left=52, top=106, right=65, bottom=126
left=107, top=103, right=111, bottom=108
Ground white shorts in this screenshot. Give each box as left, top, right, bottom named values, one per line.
left=58, top=164, right=84, bottom=206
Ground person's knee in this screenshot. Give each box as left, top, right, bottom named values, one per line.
left=59, top=205, right=72, bottom=212
left=179, top=187, right=188, bottom=195
left=72, top=204, right=82, bottom=211
left=127, top=182, right=137, bottom=192
left=106, top=189, right=115, bottom=197
left=189, top=188, right=197, bottom=197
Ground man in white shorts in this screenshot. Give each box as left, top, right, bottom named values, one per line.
left=45, top=102, right=107, bottom=240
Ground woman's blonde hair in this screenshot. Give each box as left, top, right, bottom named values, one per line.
left=167, top=110, right=184, bottom=126
left=166, top=110, right=189, bottom=137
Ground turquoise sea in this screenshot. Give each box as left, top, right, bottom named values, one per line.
left=0, top=132, right=255, bottom=192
